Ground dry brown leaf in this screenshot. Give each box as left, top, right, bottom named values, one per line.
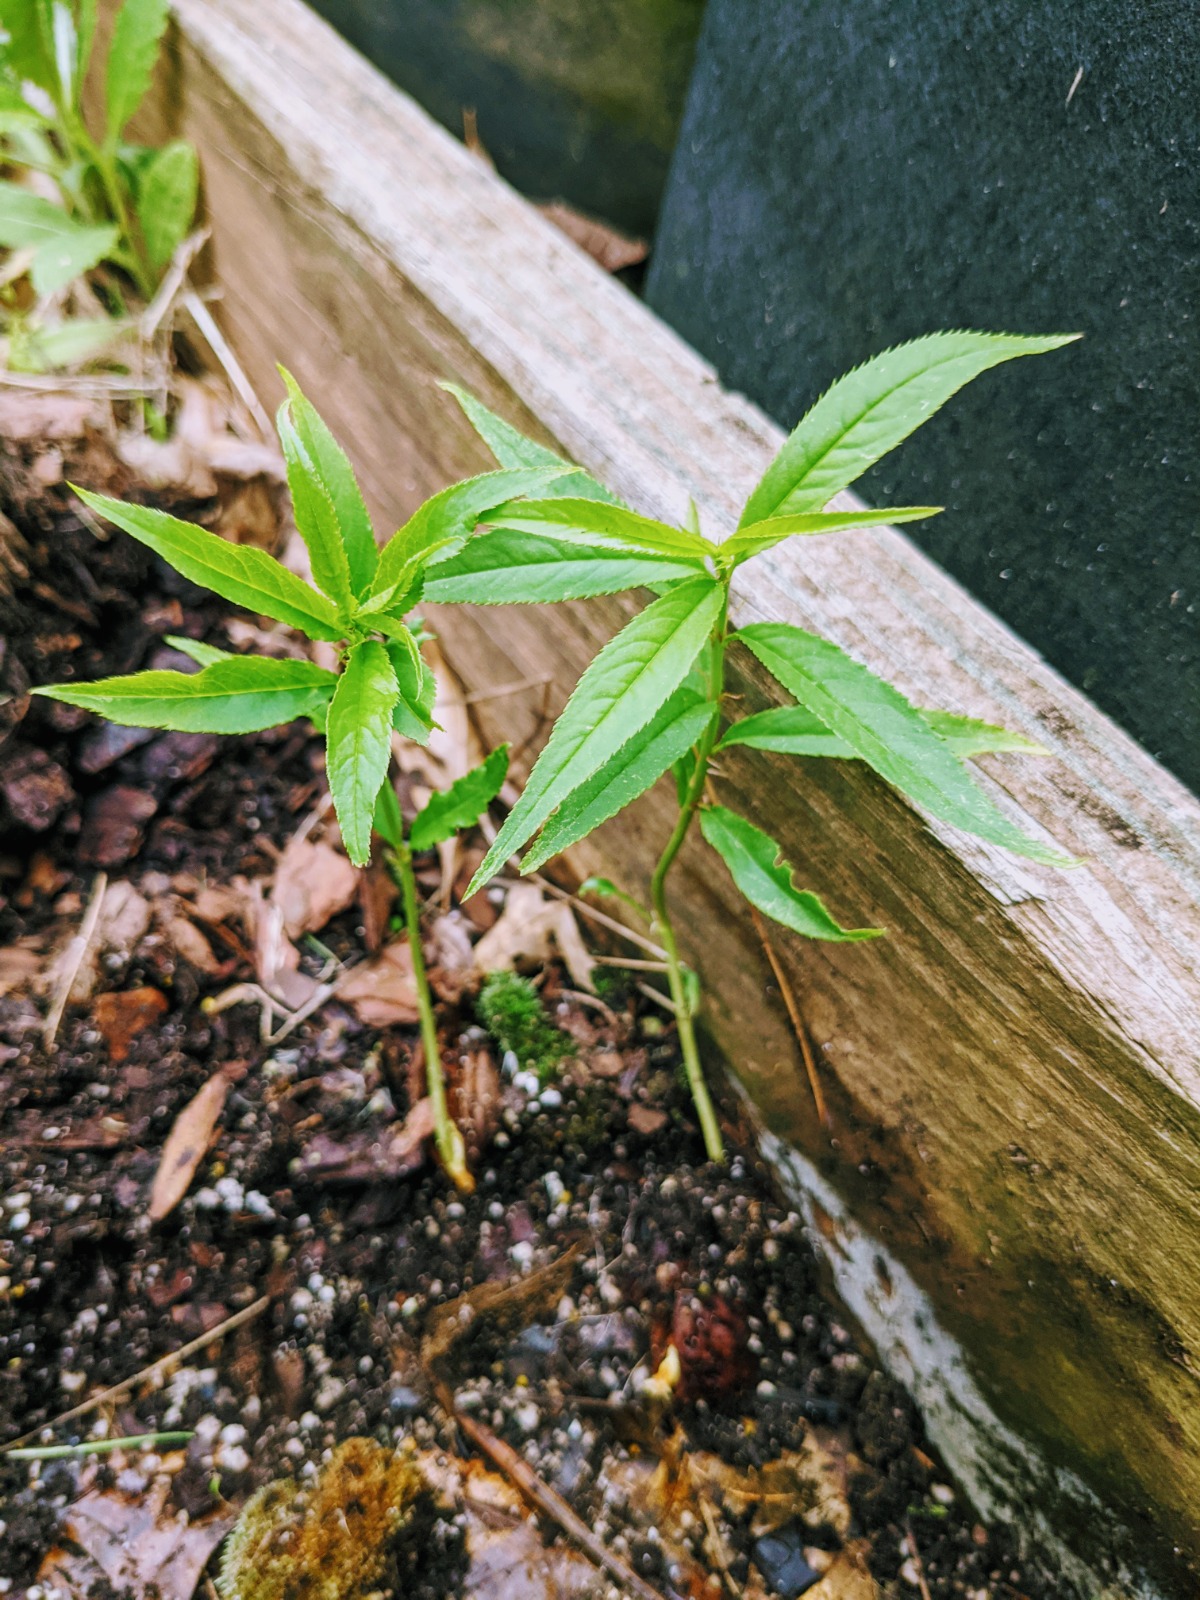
left=452, top=1046, right=502, bottom=1161
left=805, top=1540, right=880, bottom=1600
left=539, top=200, right=649, bottom=273
left=423, top=1241, right=584, bottom=1379
left=38, top=1477, right=233, bottom=1600
left=337, top=939, right=420, bottom=1026
left=684, top=1436, right=852, bottom=1538
left=238, top=877, right=317, bottom=1010
left=164, top=914, right=222, bottom=974
left=271, top=832, right=359, bottom=940
left=0, top=941, right=42, bottom=996
left=294, top=1095, right=435, bottom=1184
left=41, top=878, right=153, bottom=1006
left=93, top=986, right=168, bottom=1063
left=628, top=1103, right=669, bottom=1137
left=473, top=883, right=594, bottom=991
left=148, top=1066, right=235, bottom=1221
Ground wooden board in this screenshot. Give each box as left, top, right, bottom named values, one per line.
left=136, top=3, right=1199, bottom=1592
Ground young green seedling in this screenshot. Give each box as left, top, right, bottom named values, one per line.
left=432, top=331, right=1081, bottom=1163
left=0, top=0, right=199, bottom=366
left=35, top=370, right=561, bottom=1190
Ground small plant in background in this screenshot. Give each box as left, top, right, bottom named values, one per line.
left=0, top=0, right=198, bottom=368
left=477, top=969, right=574, bottom=1085
left=33, top=370, right=563, bottom=1189
left=431, top=332, right=1081, bottom=1164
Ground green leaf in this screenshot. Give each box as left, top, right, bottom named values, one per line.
left=466, top=575, right=723, bottom=896
left=441, top=382, right=617, bottom=503
left=486, top=497, right=716, bottom=561
left=77, top=0, right=98, bottom=79
left=277, top=406, right=353, bottom=610
left=738, top=622, right=1076, bottom=865
left=325, top=639, right=399, bottom=867
left=72, top=486, right=344, bottom=642
left=279, top=369, right=377, bottom=598
left=700, top=806, right=882, bottom=941
left=32, top=655, right=338, bottom=732
left=410, top=744, right=510, bottom=852
left=383, top=633, right=436, bottom=746
left=367, top=467, right=568, bottom=610
left=0, top=182, right=73, bottom=247
left=423, top=528, right=704, bottom=605
left=721, top=506, right=941, bottom=565
left=31, top=221, right=118, bottom=293
left=718, top=705, right=1049, bottom=760
left=0, top=0, right=55, bottom=89
left=106, top=0, right=169, bottom=136
left=739, top=331, right=1081, bottom=528
left=7, top=315, right=130, bottom=372
left=372, top=775, right=404, bottom=850
left=136, top=139, right=197, bottom=272
left=521, top=690, right=715, bottom=872
left=163, top=634, right=233, bottom=667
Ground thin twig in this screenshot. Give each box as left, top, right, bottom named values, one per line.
left=904, top=1521, right=936, bottom=1600
left=463, top=672, right=553, bottom=707
left=4, top=1295, right=271, bottom=1450
left=454, top=1410, right=666, bottom=1600
left=591, top=954, right=669, bottom=973
left=43, top=872, right=107, bottom=1051
left=182, top=290, right=272, bottom=439
left=750, top=904, right=831, bottom=1130
left=139, top=229, right=210, bottom=342
left=700, top=1493, right=741, bottom=1598
left=530, top=875, right=669, bottom=961
left=636, top=979, right=676, bottom=1014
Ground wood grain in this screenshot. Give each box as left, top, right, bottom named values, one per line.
left=133, top=3, right=1198, bottom=1590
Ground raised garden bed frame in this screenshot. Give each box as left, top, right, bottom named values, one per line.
left=91, top=2, right=1200, bottom=1594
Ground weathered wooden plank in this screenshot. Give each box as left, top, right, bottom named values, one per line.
left=139, top=4, right=1198, bottom=1592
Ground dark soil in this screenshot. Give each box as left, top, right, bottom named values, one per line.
left=0, top=487, right=1064, bottom=1600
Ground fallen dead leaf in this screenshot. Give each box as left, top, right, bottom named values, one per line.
left=473, top=883, right=594, bottom=991
left=148, top=1065, right=238, bottom=1221
left=628, top=1103, right=669, bottom=1137
left=40, top=878, right=153, bottom=1007
left=337, top=939, right=420, bottom=1026
left=0, top=941, right=42, bottom=997
left=239, top=877, right=318, bottom=1010
left=539, top=199, right=649, bottom=273
left=164, top=914, right=221, bottom=974
left=294, top=1095, right=435, bottom=1184
left=271, top=832, right=359, bottom=940
left=93, top=985, right=168, bottom=1063
left=805, top=1540, right=880, bottom=1600
left=452, top=1046, right=502, bottom=1162
left=38, top=1477, right=232, bottom=1600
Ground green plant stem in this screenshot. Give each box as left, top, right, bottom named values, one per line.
left=71, top=119, right=154, bottom=298
left=648, top=599, right=729, bottom=1164
left=388, top=832, right=472, bottom=1193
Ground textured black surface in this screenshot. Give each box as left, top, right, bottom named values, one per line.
left=648, top=0, right=1200, bottom=790
left=309, top=0, right=704, bottom=238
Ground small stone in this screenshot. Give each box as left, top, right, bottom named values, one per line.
left=930, top=1481, right=955, bottom=1505
left=215, top=1442, right=251, bottom=1475
left=515, top=1402, right=540, bottom=1434
left=539, top=1087, right=563, bottom=1109
left=900, top=1558, right=922, bottom=1588
left=753, top=1528, right=822, bottom=1599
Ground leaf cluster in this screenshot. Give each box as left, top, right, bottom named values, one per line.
left=35, top=370, right=544, bottom=865
left=445, top=331, right=1081, bottom=941
left=0, top=0, right=199, bottom=366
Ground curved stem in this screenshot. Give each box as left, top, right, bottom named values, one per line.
left=648, top=595, right=729, bottom=1164
left=390, top=833, right=473, bottom=1192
